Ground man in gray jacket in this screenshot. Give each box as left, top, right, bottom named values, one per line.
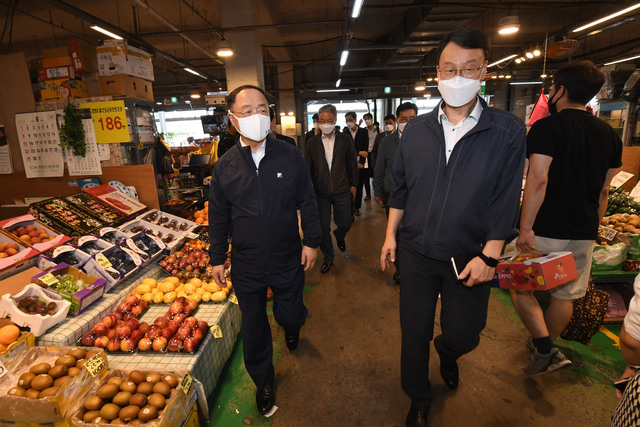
left=305, top=104, right=358, bottom=274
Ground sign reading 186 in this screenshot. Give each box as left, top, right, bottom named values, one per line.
left=79, top=100, right=131, bottom=144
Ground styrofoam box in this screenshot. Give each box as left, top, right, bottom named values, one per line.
left=0, top=283, right=71, bottom=336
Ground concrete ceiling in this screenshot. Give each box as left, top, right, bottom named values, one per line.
left=1, top=0, right=639, bottom=105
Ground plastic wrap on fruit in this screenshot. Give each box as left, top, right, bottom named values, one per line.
left=80, top=241, right=102, bottom=255
left=102, top=231, right=124, bottom=244
left=53, top=251, right=83, bottom=268
left=162, top=234, right=174, bottom=244
left=129, top=225, right=145, bottom=234
left=134, top=235, right=160, bottom=253
left=144, top=212, right=159, bottom=222
left=108, top=250, right=136, bottom=274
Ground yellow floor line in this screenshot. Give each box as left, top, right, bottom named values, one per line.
left=600, top=325, right=621, bottom=348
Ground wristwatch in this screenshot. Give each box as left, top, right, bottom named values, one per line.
left=479, top=253, right=499, bottom=268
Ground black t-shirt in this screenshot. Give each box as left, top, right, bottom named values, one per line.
left=527, top=109, right=622, bottom=240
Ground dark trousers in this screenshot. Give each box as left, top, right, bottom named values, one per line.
left=398, top=241, right=491, bottom=409
left=317, top=192, right=352, bottom=264
left=231, top=264, right=307, bottom=389
left=354, top=168, right=372, bottom=209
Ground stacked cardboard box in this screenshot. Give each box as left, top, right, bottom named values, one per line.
left=96, top=40, right=154, bottom=102
left=38, top=39, right=97, bottom=101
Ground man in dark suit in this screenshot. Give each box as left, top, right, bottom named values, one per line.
left=305, top=104, right=358, bottom=274
left=343, top=111, right=368, bottom=217
left=304, top=113, right=320, bottom=142
left=269, top=107, right=297, bottom=147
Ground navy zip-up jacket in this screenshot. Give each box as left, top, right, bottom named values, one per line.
left=388, top=98, right=526, bottom=260
left=208, top=137, right=322, bottom=275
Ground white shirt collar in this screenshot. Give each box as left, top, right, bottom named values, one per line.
left=437, top=97, right=483, bottom=125
left=239, top=136, right=266, bottom=153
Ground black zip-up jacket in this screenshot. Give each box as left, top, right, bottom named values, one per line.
left=208, top=137, right=322, bottom=274
left=304, top=131, right=358, bottom=196
left=389, top=98, right=526, bottom=260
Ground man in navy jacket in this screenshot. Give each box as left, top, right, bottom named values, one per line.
left=209, top=85, right=321, bottom=416
left=381, top=29, right=526, bottom=426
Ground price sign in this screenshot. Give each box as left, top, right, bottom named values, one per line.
left=598, top=225, right=618, bottom=242
left=212, top=325, right=223, bottom=339
left=39, top=273, right=60, bottom=287
left=0, top=359, right=7, bottom=380
left=84, top=354, right=106, bottom=377
left=611, top=171, right=634, bottom=189
left=96, top=255, right=112, bottom=269
left=180, top=372, right=193, bottom=395
left=630, top=182, right=640, bottom=202
left=228, top=294, right=238, bottom=305
left=79, top=100, right=130, bottom=144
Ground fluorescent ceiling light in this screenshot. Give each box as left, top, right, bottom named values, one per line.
left=336, top=79, right=342, bottom=88
left=316, top=88, right=350, bottom=93
left=505, top=75, right=512, bottom=79
left=573, top=3, right=640, bottom=32
left=288, top=112, right=294, bottom=116
left=497, top=16, right=520, bottom=35
left=604, top=54, right=640, bottom=66
left=533, top=49, right=541, bottom=57
left=184, top=68, right=206, bottom=78
left=340, top=50, right=349, bottom=66
left=352, top=0, right=364, bottom=18
left=509, top=81, right=543, bottom=85
left=90, top=25, right=123, bottom=40
left=488, top=54, right=518, bottom=68
left=515, top=58, right=522, bottom=64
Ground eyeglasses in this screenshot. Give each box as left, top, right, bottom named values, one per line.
left=438, top=65, right=483, bottom=80
left=319, top=120, right=335, bottom=125
left=230, top=107, right=269, bottom=118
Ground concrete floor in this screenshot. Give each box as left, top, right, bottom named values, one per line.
left=209, top=198, right=626, bottom=426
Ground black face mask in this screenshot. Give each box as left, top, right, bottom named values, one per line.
left=548, top=87, right=565, bottom=115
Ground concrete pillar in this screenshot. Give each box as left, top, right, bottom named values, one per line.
left=219, top=0, right=265, bottom=91
left=277, top=64, right=296, bottom=114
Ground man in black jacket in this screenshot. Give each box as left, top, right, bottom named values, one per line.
left=305, top=104, right=358, bottom=274
left=269, top=107, right=297, bottom=147
left=209, top=85, right=321, bottom=416
left=380, top=29, right=526, bottom=426
left=343, top=111, right=369, bottom=217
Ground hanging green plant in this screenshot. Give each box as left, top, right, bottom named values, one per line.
left=59, top=102, right=86, bottom=157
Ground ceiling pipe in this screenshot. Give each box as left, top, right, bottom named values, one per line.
left=40, top=0, right=220, bottom=83
left=139, top=20, right=343, bottom=37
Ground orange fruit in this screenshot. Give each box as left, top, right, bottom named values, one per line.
left=0, top=253, right=7, bottom=259
left=5, top=248, right=17, bottom=256
left=6, top=243, right=18, bottom=250
left=0, top=325, right=20, bottom=345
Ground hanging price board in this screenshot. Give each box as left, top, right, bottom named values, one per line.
left=79, top=100, right=130, bottom=144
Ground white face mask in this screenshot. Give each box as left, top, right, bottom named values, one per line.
left=230, top=113, right=271, bottom=142
left=319, top=123, right=335, bottom=135
left=384, top=124, right=394, bottom=133
left=438, top=76, right=481, bottom=107
left=398, top=122, right=407, bottom=133
left=346, top=121, right=355, bottom=129
left=365, top=119, right=372, bottom=126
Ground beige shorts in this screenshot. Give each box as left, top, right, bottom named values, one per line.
left=624, top=275, right=640, bottom=342
left=534, top=236, right=595, bottom=300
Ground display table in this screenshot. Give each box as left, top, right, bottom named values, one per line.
left=36, top=262, right=242, bottom=397
left=592, top=269, right=638, bottom=286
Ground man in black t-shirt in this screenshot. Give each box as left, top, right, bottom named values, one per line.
left=514, top=61, right=622, bottom=376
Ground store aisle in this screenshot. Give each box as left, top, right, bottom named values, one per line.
left=209, top=199, right=626, bottom=426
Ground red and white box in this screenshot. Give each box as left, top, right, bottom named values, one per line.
left=83, top=184, right=146, bottom=217
left=496, top=252, right=578, bottom=291
left=0, top=214, right=71, bottom=254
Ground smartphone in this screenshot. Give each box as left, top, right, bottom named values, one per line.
left=450, top=254, right=479, bottom=282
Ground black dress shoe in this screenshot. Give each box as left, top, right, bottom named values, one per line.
left=354, top=209, right=361, bottom=216
left=439, top=358, right=459, bottom=390
left=364, top=195, right=371, bottom=201
left=336, top=240, right=346, bottom=252
left=285, top=329, right=299, bottom=351
left=256, top=379, right=275, bottom=415
left=406, top=406, right=430, bottom=427
left=320, top=263, right=332, bottom=274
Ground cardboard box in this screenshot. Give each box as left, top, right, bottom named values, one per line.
left=0, top=214, right=71, bottom=254
left=496, top=252, right=578, bottom=291
left=68, top=38, right=97, bottom=74
left=84, top=184, right=147, bottom=216
left=38, top=66, right=76, bottom=81
left=0, top=232, right=39, bottom=280
left=41, top=55, right=71, bottom=68
left=98, top=74, right=153, bottom=101
left=0, top=331, right=35, bottom=362
left=97, top=40, right=154, bottom=81
left=39, top=78, right=89, bottom=100
left=32, top=263, right=106, bottom=316
left=42, top=47, right=69, bottom=59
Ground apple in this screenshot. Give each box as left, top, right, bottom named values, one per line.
left=152, top=337, right=168, bottom=352
left=137, top=322, right=150, bottom=335
left=184, top=317, right=198, bottom=330
left=177, top=296, right=188, bottom=306
left=124, top=312, right=137, bottom=321
left=146, top=325, right=161, bottom=340
left=115, top=325, right=132, bottom=339
left=107, top=328, right=116, bottom=339
left=81, top=332, right=96, bottom=346
left=137, top=300, right=148, bottom=311
left=117, top=302, right=132, bottom=314
left=126, top=318, right=140, bottom=331
left=187, top=300, right=198, bottom=312
left=154, top=317, right=169, bottom=329
left=94, top=336, right=110, bottom=348
left=120, top=338, right=136, bottom=352
left=168, top=319, right=181, bottom=331
left=169, top=302, right=182, bottom=315
left=161, top=327, right=175, bottom=340
left=167, top=337, right=183, bottom=352
left=107, top=338, right=121, bottom=352
left=183, top=337, right=198, bottom=353
left=93, top=322, right=109, bottom=337
left=130, top=329, right=144, bottom=343
left=138, top=338, right=152, bottom=351
left=197, top=320, right=209, bottom=332
left=125, top=295, right=138, bottom=306
left=131, top=305, right=143, bottom=317
left=113, top=312, right=123, bottom=321
left=174, top=313, right=186, bottom=324
left=176, top=326, right=191, bottom=341
left=192, top=328, right=205, bottom=343
left=102, top=315, right=115, bottom=328
left=181, top=306, right=192, bottom=316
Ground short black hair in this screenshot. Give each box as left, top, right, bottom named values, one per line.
left=384, top=114, right=396, bottom=122
left=396, top=102, right=418, bottom=117
left=269, top=106, right=275, bottom=121
left=363, top=113, right=373, bottom=120
left=436, top=28, right=490, bottom=64
left=345, top=111, right=357, bottom=120
left=312, top=113, right=319, bottom=121
left=553, top=60, right=605, bottom=105
left=227, top=85, right=269, bottom=109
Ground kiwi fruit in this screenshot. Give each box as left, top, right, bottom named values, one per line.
left=112, top=391, right=132, bottom=407
left=99, top=403, right=121, bottom=421
left=54, top=376, right=71, bottom=387
left=75, top=358, right=87, bottom=369
left=7, top=386, right=25, bottom=397
left=24, top=389, right=41, bottom=399
left=108, top=376, right=124, bottom=386
left=162, top=374, right=178, bottom=388
left=18, top=372, right=35, bottom=389
left=128, top=420, right=144, bottom=426
left=147, top=393, right=166, bottom=409
left=128, top=370, right=145, bottom=384
left=138, top=405, right=158, bottom=422
left=31, top=374, right=53, bottom=391
left=93, top=417, right=107, bottom=423
left=146, top=373, right=161, bottom=384
left=83, top=410, right=101, bottom=423
left=152, top=381, right=170, bottom=397
left=67, top=348, right=86, bottom=360
left=97, top=383, right=119, bottom=399
left=119, top=405, right=140, bottom=422
left=48, top=365, right=68, bottom=379
left=119, top=381, right=137, bottom=393
left=110, top=418, right=123, bottom=425
left=68, top=367, right=81, bottom=377
left=29, top=363, right=51, bottom=375
left=129, top=392, right=148, bottom=408
left=84, top=395, right=104, bottom=411
left=39, top=386, right=60, bottom=397
left=55, top=355, right=76, bottom=368
left=136, top=381, right=153, bottom=395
